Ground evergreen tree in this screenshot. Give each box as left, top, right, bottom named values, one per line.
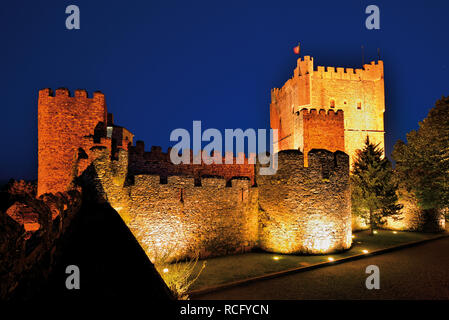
left=393, top=96, right=449, bottom=211
left=352, top=136, right=402, bottom=235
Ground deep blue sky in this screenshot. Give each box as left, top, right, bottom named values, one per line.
left=1, top=0, right=448, bottom=183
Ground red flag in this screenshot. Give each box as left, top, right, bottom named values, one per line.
left=293, top=43, right=300, bottom=55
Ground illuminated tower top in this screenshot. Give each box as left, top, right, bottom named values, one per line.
left=270, top=55, right=385, bottom=167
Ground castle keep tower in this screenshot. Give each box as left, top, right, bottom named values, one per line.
left=37, top=88, right=133, bottom=196
left=270, top=55, right=385, bottom=167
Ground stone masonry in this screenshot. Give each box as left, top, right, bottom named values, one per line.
left=271, top=56, right=385, bottom=167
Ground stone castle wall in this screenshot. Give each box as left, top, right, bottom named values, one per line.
left=35, top=86, right=444, bottom=264
left=87, top=146, right=352, bottom=260
left=352, top=188, right=446, bottom=232
left=300, top=109, right=345, bottom=166
left=0, top=188, right=82, bottom=300
left=128, top=141, right=255, bottom=185
left=129, top=175, right=258, bottom=261
left=37, top=88, right=134, bottom=197
left=89, top=147, right=259, bottom=260
left=385, top=189, right=446, bottom=232
left=90, top=148, right=258, bottom=259
left=257, top=149, right=352, bottom=254
left=38, top=88, right=109, bottom=196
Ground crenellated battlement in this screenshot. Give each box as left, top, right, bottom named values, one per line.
left=258, top=149, right=348, bottom=181
left=38, top=88, right=105, bottom=100
left=313, top=60, right=383, bottom=81
left=132, top=174, right=252, bottom=189
left=38, top=88, right=109, bottom=196
left=307, top=149, right=349, bottom=174
left=130, top=141, right=257, bottom=165
left=290, top=56, right=384, bottom=81
left=271, top=52, right=385, bottom=167
left=298, top=108, right=344, bottom=117
left=257, top=149, right=351, bottom=254
left=128, top=140, right=256, bottom=185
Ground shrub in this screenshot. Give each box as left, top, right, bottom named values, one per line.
left=151, top=249, right=206, bottom=300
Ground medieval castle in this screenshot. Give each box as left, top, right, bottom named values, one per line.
left=271, top=56, right=385, bottom=166
left=33, top=54, right=443, bottom=262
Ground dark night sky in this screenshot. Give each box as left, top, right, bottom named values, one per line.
left=0, top=0, right=448, bottom=183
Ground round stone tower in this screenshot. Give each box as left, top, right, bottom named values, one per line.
left=257, top=149, right=352, bottom=254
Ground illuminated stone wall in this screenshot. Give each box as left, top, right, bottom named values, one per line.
left=38, top=88, right=108, bottom=196
left=128, top=141, right=255, bottom=185
left=352, top=189, right=446, bottom=232
left=271, top=56, right=385, bottom=167
left=37, top=87, right=352, bottom=260
left=385, top=189, right=446, bottom=232
left=87, top=147, right=351, bottom=259
left=88, top=147, right=259, bottom=261
left=128, top=175, right=258, bottom=261
left=257, top=150, right=352, bottom=254
left=300, top=109, right=345, bottom=166
left=37, top=88, right=133, bottom=197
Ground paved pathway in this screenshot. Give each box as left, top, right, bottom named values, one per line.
left=196, top=237, right=449, bottom=300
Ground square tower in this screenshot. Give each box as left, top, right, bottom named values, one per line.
left=270, top=55, right=385, bottom=168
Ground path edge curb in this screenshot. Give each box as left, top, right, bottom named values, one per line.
left=189, top=232, right=449, bottom=298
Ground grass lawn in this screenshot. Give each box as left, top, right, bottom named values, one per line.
left=185, top=229, right=447, bottom=292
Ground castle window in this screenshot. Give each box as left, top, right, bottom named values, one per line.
left=357, top=102, right=362, bottom=110
left=330, top=99, right=335, bottom=108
